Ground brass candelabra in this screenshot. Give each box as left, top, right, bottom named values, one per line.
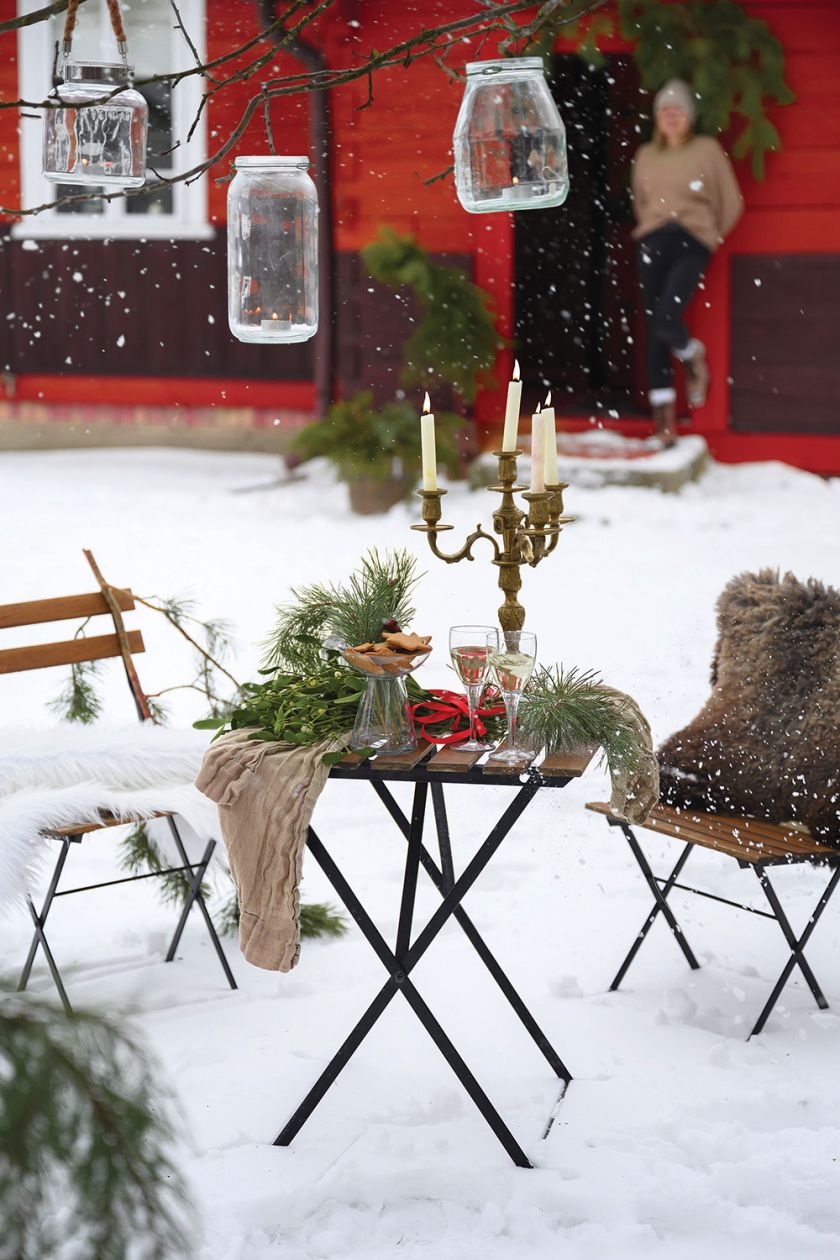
left=411, top=449, right=574, bottom=635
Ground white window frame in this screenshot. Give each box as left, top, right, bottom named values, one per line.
left=13, top=0, right=212, bottom=240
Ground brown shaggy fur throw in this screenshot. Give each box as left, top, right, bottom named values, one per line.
left=658, top=569, right=840, bottom=844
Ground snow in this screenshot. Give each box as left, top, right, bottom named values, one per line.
left=2, top=447, right=840, bottom=1259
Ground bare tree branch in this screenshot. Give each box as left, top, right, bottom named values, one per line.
left=0, top=0, right=87, bottom=36
left=0, top=0, right=608, bottom=217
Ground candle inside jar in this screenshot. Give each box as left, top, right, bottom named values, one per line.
left=260, top=312, right=293, bottom=331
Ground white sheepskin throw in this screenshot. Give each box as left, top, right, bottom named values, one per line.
left=0, top=725, right=221, bottom=908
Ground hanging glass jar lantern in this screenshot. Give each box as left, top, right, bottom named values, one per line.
left=42, top=0, right=147, bottom=188
left=227, top=157, right=319, bottom=345
left=453, top=58, right=569, bottom=214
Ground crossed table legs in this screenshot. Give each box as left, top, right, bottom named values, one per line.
left=274, top=778, right=573, bottom=1168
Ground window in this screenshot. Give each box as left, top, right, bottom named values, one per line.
left=15, top=0, right=210, bottom=239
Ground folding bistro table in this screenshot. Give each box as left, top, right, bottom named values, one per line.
left=273, top=740, right=595, bottom=1169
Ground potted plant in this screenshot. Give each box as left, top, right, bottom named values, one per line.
left=293, top=229, right=504, bottom=514
left=293, top=390, right=461, bottom=515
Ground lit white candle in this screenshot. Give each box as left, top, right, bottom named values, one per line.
left=260, top=312, right=293, bottom=332
left=542, top=390, right=558, bottom=485
left=501, top=359, right=522, bottom=452
left=420, top=391, right=437, bottom=491
left=530, top=403, right=545, bottom=494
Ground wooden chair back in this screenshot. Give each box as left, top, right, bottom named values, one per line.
left=0, top=588, right=150, bottom=720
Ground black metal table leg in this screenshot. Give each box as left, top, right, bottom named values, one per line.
left=395, top=784, right=427, bottom=957
left=750, top=863, right=840, bottom=1036
left=611, top=827, right=699, bottom=991
left=372, top=779, right=572, bottom=1083
left=430, top=781, right=455, bottom=892
left=275, top=786, right=543, bottom=1166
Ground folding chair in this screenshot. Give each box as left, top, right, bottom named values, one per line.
left=1, top=565, right=236, bottom=1012
left=587, top=801, right=840, bottom=1037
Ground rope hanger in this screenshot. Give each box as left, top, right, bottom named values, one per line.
left=62, top=0, right=129, bottom=64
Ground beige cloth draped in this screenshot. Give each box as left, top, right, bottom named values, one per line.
left=196, top=729, right=338, bottom=972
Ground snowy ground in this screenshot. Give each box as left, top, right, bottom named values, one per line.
left=2, top=447, right=840, bottom=1260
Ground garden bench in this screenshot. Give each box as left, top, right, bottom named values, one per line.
left=0, top=569, right=236, bottom=1012
left=587, top=800, right=840, bottom=1037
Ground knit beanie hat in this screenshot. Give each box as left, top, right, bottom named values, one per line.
left=653, top=79, right=696, bottom=121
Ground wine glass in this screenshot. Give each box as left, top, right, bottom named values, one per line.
left=486, top=630, right=537, bottom=762
left=449, top=625, right=499, bottom=752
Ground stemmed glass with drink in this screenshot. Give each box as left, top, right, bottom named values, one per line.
left=486, top=630, right=537, bottom=762
left=448, top=625, right=500, bottom=752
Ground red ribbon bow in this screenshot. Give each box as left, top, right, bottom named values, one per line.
left=410, top=688, right=505, bottom=746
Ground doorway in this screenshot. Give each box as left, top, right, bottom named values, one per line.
left=514, top=54, right=649, bottom=415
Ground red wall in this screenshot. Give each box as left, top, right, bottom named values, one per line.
left=1, top=0, right=839, bottom=470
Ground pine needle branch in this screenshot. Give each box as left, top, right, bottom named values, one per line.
left=521, top=664, right=643, bottom=773
left=0, top=986, right=193, bottom=1260
left=263, top=548, right=421, bottom=672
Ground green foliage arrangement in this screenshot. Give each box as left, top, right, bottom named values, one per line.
left=294, top=230, right=502, bottom=494
left=535, top=0, right=794, bottom=179
left=0, top=988, right=191, bottom=1260
left=48, top=588, right=345, bottom=943
left=293, top=390, right=461, bottom=485
left=521, top=665, right=643, bottom=773
left=362, top=227, right=503, bottom=404
left=196, top=659, right=369, bottom=764
left=262, top=548, right=421, bottom=674
left=199, top=551, right=422, bottom=771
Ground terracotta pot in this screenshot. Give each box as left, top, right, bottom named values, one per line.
left=347, top=475, right=413, bottom=515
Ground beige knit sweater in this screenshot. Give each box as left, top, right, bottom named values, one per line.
left=631, top=136, right=744, bottom=252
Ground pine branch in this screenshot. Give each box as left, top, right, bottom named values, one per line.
left=300, top=902, right=347, bottom=939
left=521, top=664, right=643, bottom=772
left=263, top=548, right=421, bottom=672
left=120, top=823, right=203, bottom=907
left=49, top=658, right=102, bottom=725
left=215, top=890, right=346, bottom=941
left=0, top=987, right=192, bottom=1260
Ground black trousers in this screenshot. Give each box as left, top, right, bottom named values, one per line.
left=638, top=225, right=710, bottom=394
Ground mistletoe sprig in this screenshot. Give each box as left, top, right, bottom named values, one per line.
left=197, top=659, right=368, bottom=766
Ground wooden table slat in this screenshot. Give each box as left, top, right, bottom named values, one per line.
left=427, top=746, right=485, bottom=774
left=483, top=742, right=538, bottom=776
left=538, top=744, right=598, bottom=778
left=372, top=743, right=435, bottom=772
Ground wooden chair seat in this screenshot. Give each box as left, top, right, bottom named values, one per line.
left=586, top=801, right=837, bottom=866
left=586, top=798, right=840, bottom=1037
left=3, top=555, right=236, bottom=1011
left=43, top=810, right=175, bottom=839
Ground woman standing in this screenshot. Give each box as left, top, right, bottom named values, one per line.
left=632, top=80, right=744, bottom=445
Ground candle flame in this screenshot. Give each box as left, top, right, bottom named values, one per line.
left=535, top=401, right=542, bottom=414
left=271, top=312, right=279, bottom=320
left=544, top=390, right=552, bottom=408
left=513, top=359, right=520, bottom=382
left=422, top=391, right=431, bottom=414
left=512, top=176, right=520, bottom=186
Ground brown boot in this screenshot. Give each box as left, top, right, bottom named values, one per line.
left=684, top=341, right=709, bottom=408
left=652, top=400, right=678, bottom=448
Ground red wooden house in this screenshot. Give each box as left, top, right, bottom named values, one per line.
left=1, top=0, right=838, bottom=471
